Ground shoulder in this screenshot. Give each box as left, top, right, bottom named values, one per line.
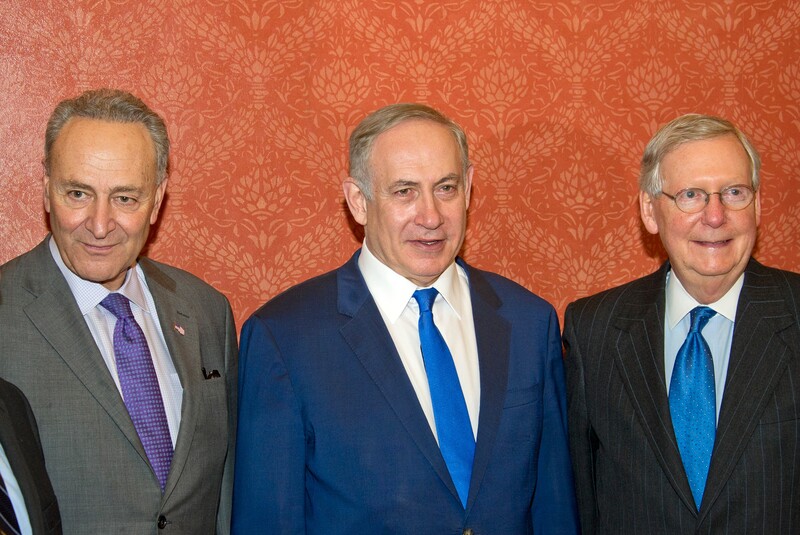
left=247, top=268, right=339, bottom=324
left=139, top=257, right=229, bottom=305
left=466, top=264, right=554, bottom=313
left=565, top=266, right=666, bottom=326
left=746, top=259, right=800, bottom=287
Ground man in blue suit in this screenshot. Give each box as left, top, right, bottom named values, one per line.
left=232, top=103, right=578, bottom=534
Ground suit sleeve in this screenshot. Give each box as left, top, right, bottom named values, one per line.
left=217, top=300, right=238, bottom=535
left=563, top=304, right=596, bottom=534
left=531, top=308, right=581, bottom=534
left=231, top=314, right=305, bottom=535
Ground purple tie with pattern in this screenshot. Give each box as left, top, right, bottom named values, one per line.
left=101, top=292, right=173, bottom=492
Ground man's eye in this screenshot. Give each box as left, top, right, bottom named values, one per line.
left=725, top=188, right=742, bottom=197
left=67, top=191, right=86, bottom=200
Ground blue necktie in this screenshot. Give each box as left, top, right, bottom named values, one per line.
left=413, top=288, right=475, bottom=508
left=101, top=293, right=174, bottom=492
left=669, top=305, right=717, bottom=510
left=0, top=472, right=21, bottom=535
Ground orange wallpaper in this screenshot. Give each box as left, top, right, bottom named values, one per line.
left=2, top=0, right=800, bottom=331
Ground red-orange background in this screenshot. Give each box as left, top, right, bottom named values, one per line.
left=2, top=0, right=800, bottom=330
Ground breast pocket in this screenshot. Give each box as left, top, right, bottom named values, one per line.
left=503, top=384, right=542, bottom=409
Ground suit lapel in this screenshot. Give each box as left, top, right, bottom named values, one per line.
left=0, top=393, right=43, bottom=532
left=461, top=264, right=510, bottom=511
left=336, top=253, right=460, bottom=503
left=139, top=259, right=203, bottom=498
left=699, top=260, right=795, bottom=519
left=21, top=241, right=146, bottom=464
left=611, top=265, right=698, bottom=513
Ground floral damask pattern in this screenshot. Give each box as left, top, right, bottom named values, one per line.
left=2, top=0, right=799, bottom=329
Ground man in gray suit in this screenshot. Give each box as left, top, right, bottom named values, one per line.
left=564, top=114, right=800, bottom=533
left=0, top=89, right=237, bottom=534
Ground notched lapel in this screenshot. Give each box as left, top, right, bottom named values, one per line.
left=336, top=257, right=460, bottom=504
left=22, top=277, right=146, bottom=463
left=612, top=295, right=697, bottom=513
left=464, top=267, right=510, bottom=511
left=701, top=267, right=796, bottom=517
left=141, top=261, right=203, bottom=497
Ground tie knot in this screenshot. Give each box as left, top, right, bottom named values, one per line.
left=413, top=288, right=439, bottom=313
left=100, top=292, right=134, bottom=320
left=689, top=306, right=716, bottom=333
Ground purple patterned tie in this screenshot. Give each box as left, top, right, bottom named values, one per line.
left=101, top=293, right=173, bottom=492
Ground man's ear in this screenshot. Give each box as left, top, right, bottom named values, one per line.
left=150, top=178, right=169, bottom=225
left=639, top=190, right=660, bottom=235
left=343, top=178, right=368, bottom=226
left=43, top=172, right=51, bottom=214
left=464, top=165, right=474, bottom=209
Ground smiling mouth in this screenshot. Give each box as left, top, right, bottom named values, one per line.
left=694, top=239, right=732, bottom=247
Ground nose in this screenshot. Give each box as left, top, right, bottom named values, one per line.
left=85, top=200, right=116, bottom=238
left=415, top=192, right=444, bottom=229
left=701, top=192, right=726, bottom=227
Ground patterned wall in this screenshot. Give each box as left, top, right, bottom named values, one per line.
left=2, top=0, right=800, bottom=331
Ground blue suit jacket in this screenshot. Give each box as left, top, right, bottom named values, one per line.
left=232, top=252, right=578, bottom=534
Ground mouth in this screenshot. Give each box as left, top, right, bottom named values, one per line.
left=692, top=238, right=732, bottom=248
left=80, top=242, right=118, bottom=253
left=411, top=238, right=445, bottom=250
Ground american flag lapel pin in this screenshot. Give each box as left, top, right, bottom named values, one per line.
left=173, top=323, right=185, bottom=336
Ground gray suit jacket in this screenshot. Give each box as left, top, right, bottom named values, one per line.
left=564, top=259, right=800, bottom=534
left=0, top=238, right=237, bottom=534
left=0, top=378, right=61, bottom=534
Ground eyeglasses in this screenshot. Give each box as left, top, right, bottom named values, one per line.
left=659, top=184, right=756, bottom=214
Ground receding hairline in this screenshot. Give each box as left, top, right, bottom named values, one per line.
left=48, top=117, right=161, bottom=183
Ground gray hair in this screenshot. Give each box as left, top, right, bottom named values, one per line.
left=349, top=103, right=470, bottom=199
left=44, top=88, right=169, bottom=184
left=639, top=113, right=761, bottom=196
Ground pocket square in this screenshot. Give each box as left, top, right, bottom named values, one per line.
left=202, top=367, right=221, bottom=379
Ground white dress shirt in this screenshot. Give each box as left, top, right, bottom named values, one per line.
left=664, top=270, right=743, bottom=423
left=49, top=238, right=183, bottom=445
left=358, top=242, right=480, bottom=441
left=0, top=443, right=32, bottom=535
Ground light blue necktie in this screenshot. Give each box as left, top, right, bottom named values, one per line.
left=669, top=305, right=717, bottom=510
left=413, top=288, right=475, bottom=509
left=101, top=293, right=174, bottom=492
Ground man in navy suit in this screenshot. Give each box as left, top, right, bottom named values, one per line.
left=232, top=103, right=579, bottom=534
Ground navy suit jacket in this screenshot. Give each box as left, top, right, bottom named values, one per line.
left=232, top=252, right=578, bottom=534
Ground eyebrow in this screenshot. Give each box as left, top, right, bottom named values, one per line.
left=390, top=173, right=462, bottom=188
left=55, top=179, right=145, bottom=195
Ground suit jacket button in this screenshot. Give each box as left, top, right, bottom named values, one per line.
left=158, top=515, right=167, bottom=529
left=462, top=529, right=474, bottom=535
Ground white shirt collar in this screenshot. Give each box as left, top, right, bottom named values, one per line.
left=665, top=268, right=743, bottom=328
left=48, top=236, right=151, bottom=315
left=357, top=240, right=465, bottom=323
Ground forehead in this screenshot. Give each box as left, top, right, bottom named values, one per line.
left=51, top=117, right=155, bottom=173
left=661, top=134, right=750, bottom=186
left=370, top=119, right=461, bottom=174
